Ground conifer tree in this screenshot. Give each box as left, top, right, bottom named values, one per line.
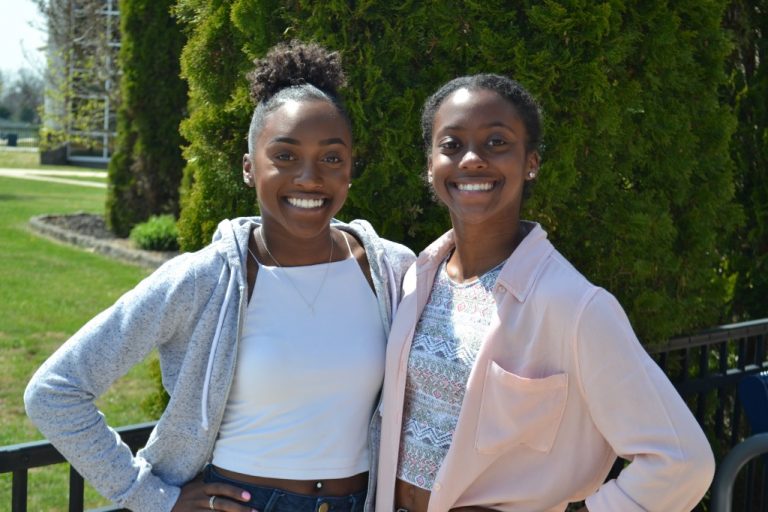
left=106, top=0, right=187, bottom=236
left=177, top=0, right=740, bottom=343
left=726, top=0, right=768, bottom=320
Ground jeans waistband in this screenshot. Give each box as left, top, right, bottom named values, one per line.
left=203, top=465, right=367, bottom=512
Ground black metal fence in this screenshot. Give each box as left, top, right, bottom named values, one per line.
left=2, top=319, right=768, bottom=511
left=0, top=423, right=154, bottom=512
left=649, top=318, right=768, bottom=511
left=0, top=123, right=40, bottom=149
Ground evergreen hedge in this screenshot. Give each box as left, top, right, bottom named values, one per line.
left=726, top=0, right=768, bottom=320
left=176, top=0, right=740, bottom=344
left=106, top=0, right=187, bottom=237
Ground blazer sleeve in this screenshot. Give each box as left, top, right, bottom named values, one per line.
left=24, top=252, right=200, bottom=511
left=576, top=289, right=714, bottom=512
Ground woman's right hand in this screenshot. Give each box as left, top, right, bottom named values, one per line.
left=172, top=474, right=257, bottom=512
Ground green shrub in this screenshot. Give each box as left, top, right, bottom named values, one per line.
left=176, top=0, right=740, bottom=344
left=725, top=0, right=768, bottom=320
left=106, top=0, right=188, bottom=237
left=141, top=356, right=170, bottom=418
left=130, top=215, right=180, bottom=251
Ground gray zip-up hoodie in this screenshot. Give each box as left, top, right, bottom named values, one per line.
left=25, top=216, right=415, bottom=512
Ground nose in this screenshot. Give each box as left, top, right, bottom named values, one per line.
left=293, top=161, right=323, bottom=188
left=459, top=148, right=487, bottom=171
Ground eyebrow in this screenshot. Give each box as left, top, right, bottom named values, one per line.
left=319, top=137, right=348, bottom=147
left=269, top=137, right=348, bottom=147
left=441, top=121, right=515, bottom=132
left=271, top=137, right=300, bottom=145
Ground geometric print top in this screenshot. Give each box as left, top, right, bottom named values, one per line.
left=396, top=255, right=505, bottom=490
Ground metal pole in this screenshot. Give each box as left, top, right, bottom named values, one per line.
left=711, top=433, right=768, bottom=512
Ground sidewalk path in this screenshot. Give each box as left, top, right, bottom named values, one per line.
left=0, top=167, right=106, bottom=188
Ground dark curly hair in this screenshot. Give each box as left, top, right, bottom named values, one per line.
left=421, top=74, right=543, bottom=200
left=246, top=40, right=350, bottom=153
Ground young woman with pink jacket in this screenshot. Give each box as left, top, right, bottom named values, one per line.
left=376, top=74, right=714, bottom=512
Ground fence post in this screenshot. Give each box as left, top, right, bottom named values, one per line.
left=11, top=468, right=28, bottom=512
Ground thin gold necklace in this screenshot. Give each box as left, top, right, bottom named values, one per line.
left=249, top=227, right=334, bottom=314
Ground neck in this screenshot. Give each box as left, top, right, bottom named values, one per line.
left=446, top=216, right=526, bottom=283
left=257, top=220, right=335, bottom=267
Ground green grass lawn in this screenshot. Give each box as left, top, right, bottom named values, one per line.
left=0, top=159, right=158, bottom=510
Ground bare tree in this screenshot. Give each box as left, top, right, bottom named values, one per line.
left=33, top=0, right=120, bottom=158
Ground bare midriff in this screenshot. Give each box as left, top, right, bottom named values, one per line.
left=395, top=478, right=431, bottom=512
left=213, top=466, right=368, bottom=497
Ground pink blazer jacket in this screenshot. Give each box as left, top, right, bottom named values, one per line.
left=376, top=223, right=714, bottom=512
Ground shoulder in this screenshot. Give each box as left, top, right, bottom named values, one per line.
left=340, top=219, right=415, bottom=266
left=524, top=247, right=599, bottom=314
left=128, top=240, right=233, bottom=311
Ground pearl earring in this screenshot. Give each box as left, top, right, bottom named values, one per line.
left=427, top=173, right=433, bottom=184
left=527, top=171, right=537, bottom=179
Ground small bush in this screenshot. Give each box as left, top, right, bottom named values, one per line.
left=141, top=356, right=170, bottom=418
left=129, top=215, right=179, bottom=251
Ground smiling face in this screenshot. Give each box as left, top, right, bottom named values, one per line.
left=243, top=99, right=352, bottom=241
left=428, top=87, right=540, bottom=230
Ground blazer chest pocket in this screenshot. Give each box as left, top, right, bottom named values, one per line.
left=475, top=360, right=568, bottom=455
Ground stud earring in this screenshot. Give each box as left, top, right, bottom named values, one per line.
left=527, top=171, right=537, bottom=179
left=348, top=182, right=352, bottom=189
left=427, top=173, right=433, bottom=184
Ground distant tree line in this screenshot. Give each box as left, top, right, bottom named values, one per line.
left=0, top=70, right=43, bottom=124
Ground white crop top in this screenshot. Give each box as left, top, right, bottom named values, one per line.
left=212, top=247, right=385, bottom=479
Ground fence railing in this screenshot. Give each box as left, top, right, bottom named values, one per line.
left=0, top=422, right=155, bottom=512
left=0, top=124, right=40, bottom=149
left=648, top=318, right=768, bottom=511
left=2, top=319, right=768, bottom=511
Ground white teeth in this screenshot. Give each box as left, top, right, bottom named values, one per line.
left=457, top=182, right=493, bottom=192
left=287, top=197, right=324, bottom=209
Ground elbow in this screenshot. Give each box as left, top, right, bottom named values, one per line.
left=695, top=444, right=716, bottom=495
left=24, top=379, right=43, bottom=424
left=677, top=440, right=716, bottom=502
left=24, top=373, right=52, bottom=428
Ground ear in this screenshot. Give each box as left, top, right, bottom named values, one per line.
left=525, top=151, right=541, bottom=180
left=242, top=154, right=254, bottom=187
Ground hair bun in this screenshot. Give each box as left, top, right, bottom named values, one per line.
left=247, top=40, right=347, bottom=104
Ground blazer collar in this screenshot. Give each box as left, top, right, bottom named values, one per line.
left=416, top=221, right=554, bottom=303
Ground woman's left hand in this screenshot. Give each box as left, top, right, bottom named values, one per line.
left=172, top=474, right=256, bottom=511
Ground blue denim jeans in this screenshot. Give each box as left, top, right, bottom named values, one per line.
left=203, top=465, right=367, bottom=512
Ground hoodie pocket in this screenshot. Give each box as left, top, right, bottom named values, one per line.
left=475, top=360, right=568, bottom=454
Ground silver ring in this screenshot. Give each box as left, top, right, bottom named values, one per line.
left=209, top=495, right=216, bottom=510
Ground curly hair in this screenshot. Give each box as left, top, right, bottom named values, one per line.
left=246, top=40, right=350, bottom=153
left=421, top=74, right=542, bottom=154
left=420, top=73, right=543, bottom=199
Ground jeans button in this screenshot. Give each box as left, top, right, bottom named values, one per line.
left=317, top=502, right=329, bottom=512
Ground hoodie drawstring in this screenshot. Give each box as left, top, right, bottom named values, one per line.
left=201, top=265, right=238, bottom=431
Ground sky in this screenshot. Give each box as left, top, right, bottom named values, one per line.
left=0, top=0, right=46, bottom=79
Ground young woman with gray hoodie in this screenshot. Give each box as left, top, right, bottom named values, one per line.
left=25, top=41, right=415, bottom=512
